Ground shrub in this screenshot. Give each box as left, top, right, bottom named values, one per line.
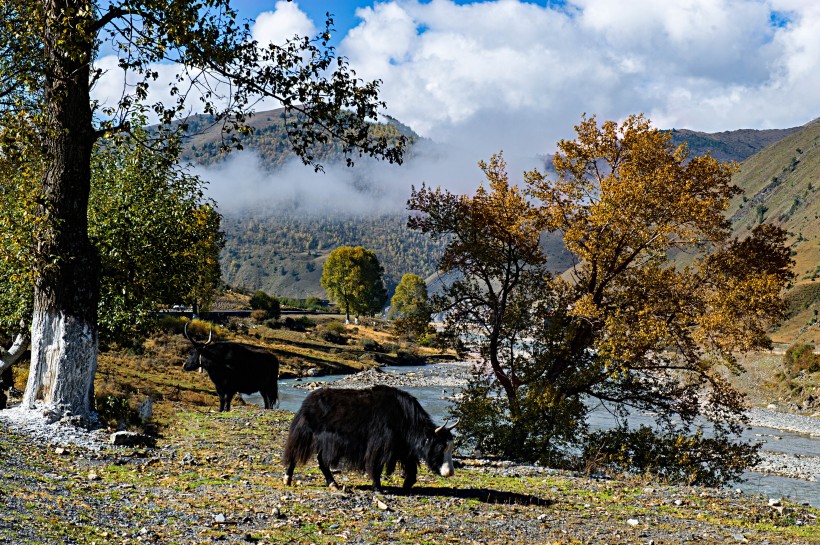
left=249, top=290, right=281, bottom=319
left=580, top=425, right=760, bottom=487
left=783, top=342, right=820, bottom=375
left=281, top=316, right=315, bottom=332
left=94, top=392, right=148, bottom=432
left=361, top=337, right=384, bottom=352
left=318, top=321, right=347, bottom=344
left=250, top=309, right=268, bottom=322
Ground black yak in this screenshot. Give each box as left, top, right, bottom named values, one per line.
left=183, top=324, right=279, bottom=412
left=282, top=385, right=457, bottom=491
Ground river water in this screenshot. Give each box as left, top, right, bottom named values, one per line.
left=246, top=363, right=820, bottom=507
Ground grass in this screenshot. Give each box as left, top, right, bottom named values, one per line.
left=2, top=317, right=820, bottom=543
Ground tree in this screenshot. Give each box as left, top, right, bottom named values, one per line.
left=1, top=117, right=223, bottom=351
left=388, top=273, right=431, bottom=338
left=90, top=122, right=225, bottom=345
left=408, top=153, right=557, bottom=460
left=0, top=0, right=404, bottom=420
left=410, top=116, right=792, bottom=483
left=321, top=246, right=387, bottom=323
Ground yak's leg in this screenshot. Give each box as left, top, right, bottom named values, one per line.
left=370, top=462, right=384, bottom=492
left=402, top=460, right=417, bottom=490
left=284, top=459, right=296, bottom=486
left=262, top=389, right=276, bottom=409
left=317, top=451, right=339, bottom=490
left=221, top=391, right=236, bottom=412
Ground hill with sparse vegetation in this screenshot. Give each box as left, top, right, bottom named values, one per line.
left=668, top=125, right=802, bottom=163
left=724, top=118, right=820, bottom=344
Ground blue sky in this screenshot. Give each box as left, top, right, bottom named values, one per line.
left=93, top=1, right=820, bottom=212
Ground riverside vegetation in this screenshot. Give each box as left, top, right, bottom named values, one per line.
left=1, top=313, right=819, bottom=544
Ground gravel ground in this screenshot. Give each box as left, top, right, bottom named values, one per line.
left=1, top=406, right=818, bottom=545
left=1, top=363, right=819, bottom=543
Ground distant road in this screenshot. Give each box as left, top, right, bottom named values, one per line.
left=158, top=309, right=338, bottom=319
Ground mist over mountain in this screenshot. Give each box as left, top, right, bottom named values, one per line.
left=183, top=110, right=814, bottom=319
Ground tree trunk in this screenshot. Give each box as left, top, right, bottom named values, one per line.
left=0, top=332, right=29, bottom=374
left=23, top=0, right=100, bottom=422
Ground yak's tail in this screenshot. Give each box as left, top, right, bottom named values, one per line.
left=282, top=413, right=316, bottom=468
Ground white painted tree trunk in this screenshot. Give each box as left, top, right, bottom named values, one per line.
left=23, top=308, right=97, bottom=421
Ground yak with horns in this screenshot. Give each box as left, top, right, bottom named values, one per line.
left=282, top=385, right=457, bottom=491
left=183, top=323, right=279, bottom=412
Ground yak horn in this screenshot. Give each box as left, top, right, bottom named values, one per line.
left=183, top=322, right=213, bottom=346
left=435, top=419, right=458, bottom=434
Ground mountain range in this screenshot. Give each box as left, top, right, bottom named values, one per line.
left=181, top=110, right=819, bottom=343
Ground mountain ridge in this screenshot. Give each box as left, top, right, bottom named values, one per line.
left=181, top=111, right=818, bottom=342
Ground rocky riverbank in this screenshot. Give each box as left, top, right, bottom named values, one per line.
left=301, top=362, right=820, bottom=485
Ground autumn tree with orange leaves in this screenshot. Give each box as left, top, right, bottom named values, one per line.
left=409, top=115, right=793, bottom=484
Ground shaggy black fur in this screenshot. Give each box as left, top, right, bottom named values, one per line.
left=184, top=342, right=279, bottom=412
left=282, top=385, right=455, bottom=491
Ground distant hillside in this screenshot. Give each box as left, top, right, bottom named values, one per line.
left=188, top=110, right=817, bottom=334
left=667, top=126, right=801, bottom=163
left=220, top=212, right=447, bottom=299
left=724, top=118, right=820, bottom=343
left=180, top=108, right=419, bottom=170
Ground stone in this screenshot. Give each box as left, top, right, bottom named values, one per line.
left=109, top=431, right=156, bottom=447
left=138, top=397, right=153, bottom=421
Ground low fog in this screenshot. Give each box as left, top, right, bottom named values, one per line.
left=195, top=135, right=553, bottom=217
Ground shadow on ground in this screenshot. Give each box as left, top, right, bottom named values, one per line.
left=356, top=485, right=553, bottom=506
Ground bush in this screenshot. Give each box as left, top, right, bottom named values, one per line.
left=250, top=309, right=268, bottom=322
left=361, top=338, right=384, bottom=352
left=94, top=393, right=147, bottom=432
left=450, top=369, right=587, bottom=467
left=318, top=321, right=347, bottom=344
left=159, top=316, right=224, bottom=338
left=249, top=290, right=281, bottom=319
left=580, top=426, right=760, bottom=487
left=783, top=342, right=820, bottom=375
left=281, top=316, right=315, bottom=332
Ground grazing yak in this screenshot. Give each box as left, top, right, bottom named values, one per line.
left=282, top=385, right=457, bottom=491
left=183, top=324, right=279, bottom=412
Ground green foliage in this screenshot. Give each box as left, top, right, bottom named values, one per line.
left=249, top=290, right=281, bottom=319
left=317, top=321, right=347, bottom=344
left=320, top=246, right=387, bottom=321
left=581, top=426, right=760, bottom=487
left=278, top=296, right=326, bottom=311
left=450, top=369, right=587, bottom=468
left=94, top=394, right=135, bottom=430
left=280, top=316, right=316, bottom=332
left=783, top=342, right=820, bottom=375
left=360, top=337, right=384, bottom=352
left=89, top=123, right=225, bottom=345
left=389, top=273, right=431, bottom=339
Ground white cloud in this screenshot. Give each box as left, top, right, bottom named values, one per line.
left=91, top=1, right=318, bottom=124
left=252, top=1, right=317, bottom=45
left=339, top=0, right=820, bottom=156
left=93, top=1, right=820, bottom=215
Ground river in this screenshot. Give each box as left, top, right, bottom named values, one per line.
left=246, top=362, right=820, bottom=507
